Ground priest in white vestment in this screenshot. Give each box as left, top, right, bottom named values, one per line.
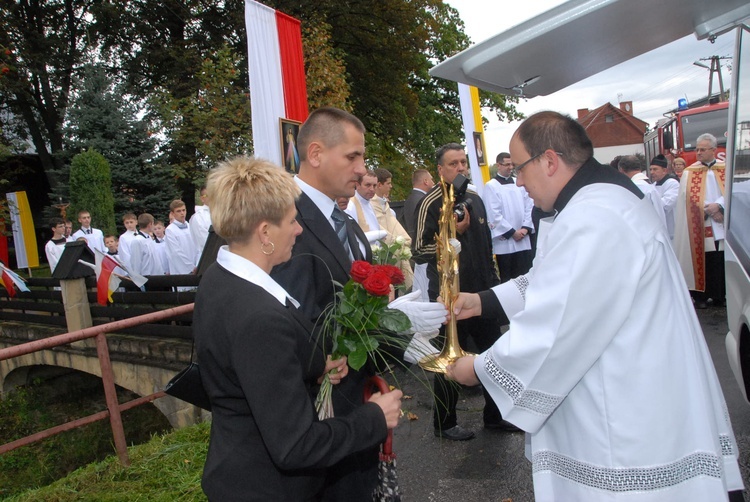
left=447, top=112, right=743, bottom=501
left=617, top=155, right=667, bottom=230
left=649, top=154, right=679, bottom=240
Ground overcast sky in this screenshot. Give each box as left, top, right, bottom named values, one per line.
left=446, top=0, right=735, bottom=159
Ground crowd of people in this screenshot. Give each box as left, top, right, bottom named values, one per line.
left=39, top=107, right=741, bottom=501
left=44, top=195, right=212, bottom=278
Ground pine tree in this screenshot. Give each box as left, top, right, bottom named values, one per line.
left=62, top=65, right=178, bottom=230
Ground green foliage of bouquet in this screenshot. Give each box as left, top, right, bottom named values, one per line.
left=371, top=235, right=412, bottom=266
left=316, top=260, right=411, bottom=419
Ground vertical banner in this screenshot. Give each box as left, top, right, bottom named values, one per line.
left=458, top=83, right=490, bottom=198
left=245, top=0, right=309, bottom=167
left=5, top=191, right=39, bottom=269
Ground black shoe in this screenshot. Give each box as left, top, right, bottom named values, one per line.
left=484, top=419, right=522, bottom=432
left=434, top=425, right=475, bottom=441
left=694, top=301, right=708, bottom=309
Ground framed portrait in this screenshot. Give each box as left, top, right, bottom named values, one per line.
left=473, top=131, right=487, bottom=167
left=279, top=118, right=302, bottom=173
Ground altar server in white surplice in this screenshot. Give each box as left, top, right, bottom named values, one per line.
left=446, top=111, right=743, bottom=502
left=129, top=213, right=166, bottom=276
left=484, top=152, right=534, bottom=283
left=190, top=186, right=212, bottom=258
left=71, top=210, right=106, bottom=254
left=165, top=199, right=198, bottom=275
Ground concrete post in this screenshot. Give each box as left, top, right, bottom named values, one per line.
left=60, top=278, right=93, bottom=348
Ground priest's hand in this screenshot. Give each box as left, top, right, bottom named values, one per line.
left=446, top=355, right=479, bottom=386
left=704, top=203, right=724, bottom=223
left=450, top=292, right=482, bottom=320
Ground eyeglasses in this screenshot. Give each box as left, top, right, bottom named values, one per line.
left=511, top=151, right=563, bottom=177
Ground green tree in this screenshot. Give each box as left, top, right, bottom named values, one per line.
left=0, top=0, right=102, bottom=187
left=152, top=45, right=252, bottom=185
left=96, top=0, right=246, bottom=214
left=63, top=64, right=177, bottom=228
left=302, top=19, right=351, bottom=110
left=273, top=0, right=521, bottom=199
left=68, top=149, right=116, bottom=235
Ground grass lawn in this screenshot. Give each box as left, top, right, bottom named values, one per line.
left=6, top=422, right=210, bottom=502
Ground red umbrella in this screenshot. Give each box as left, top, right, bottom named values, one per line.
left=364, top=375, right=401, bottom=502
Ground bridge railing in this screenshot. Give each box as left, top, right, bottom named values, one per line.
left=0, top=303, right=195, bottom=466
left=0, top=275, right=199, bottom=338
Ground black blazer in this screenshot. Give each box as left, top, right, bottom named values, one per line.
left=272, top=191, right=372, bottom=325
left=195, top=263, right=386, bottom=502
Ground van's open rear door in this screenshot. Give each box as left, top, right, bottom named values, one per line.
left=430, top=0, right=750, bottom=97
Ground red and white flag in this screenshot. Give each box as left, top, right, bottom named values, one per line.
left=87, top=250, right=147, bottom=306
left=95, top=252, right=121, bottom=305
left=245, top=0, right=309, bottom=166
left=0, top=262, right=30, bottom=298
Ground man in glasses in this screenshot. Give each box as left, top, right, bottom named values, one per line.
left=673, top=133, right=726, bottom=309
left=446, top=112, right=742, bottom=501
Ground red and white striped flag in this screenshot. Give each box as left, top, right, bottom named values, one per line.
left=95, top=252, right=121, bottom=305
left=245, top=0, right=309, bottom=166
left=0, top=262, right=30, bottom=298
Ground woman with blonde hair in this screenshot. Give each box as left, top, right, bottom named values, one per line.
left=194, top=156, right=402, bottom=501
left=673, top=156, right=687, bottom=178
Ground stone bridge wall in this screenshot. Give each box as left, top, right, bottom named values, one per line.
left=0, top=321, right=209, bottom=428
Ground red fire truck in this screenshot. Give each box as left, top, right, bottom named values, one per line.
left=644, top=100, right=729, bottom=166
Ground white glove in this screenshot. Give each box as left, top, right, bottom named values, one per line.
left=388, top=290, right=448, bottom=334
left=404, top=329, right=440, bottom=364
left=364, top=230, right=388, bottom=244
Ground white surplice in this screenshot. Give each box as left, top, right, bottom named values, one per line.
left=654, top=175, right=679, bottom=240
left=165, top=221, right=198, bottom=274
left=483, top=176, right=533, bottom=255
left=631, top=172, right=667, bottom=231
left=475, top=183, right=742, bottom=501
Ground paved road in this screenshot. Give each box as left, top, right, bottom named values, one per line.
left=390, top=307, right=750, bottom=501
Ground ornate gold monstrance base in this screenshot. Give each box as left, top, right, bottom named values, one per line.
left=418, top=176, right=474, bottom=373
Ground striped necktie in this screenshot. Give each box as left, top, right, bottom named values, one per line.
left=331, top=206, right=349, bottom=251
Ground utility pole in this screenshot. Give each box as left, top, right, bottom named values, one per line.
left=693, top=56, right=731, bottom=102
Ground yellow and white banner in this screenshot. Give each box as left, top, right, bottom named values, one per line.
left=458, top=83, right=490, bottom=198
left=6, top=191, right=39, bottom=269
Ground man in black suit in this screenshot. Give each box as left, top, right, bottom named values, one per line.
left=271, top=107, right=445, bottom=501
left=400, top=168, right=434, bottom=241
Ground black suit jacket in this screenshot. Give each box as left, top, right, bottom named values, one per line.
left=195, top=264, right=386, bottom=502
left=400, top=189, right=426, bottom=242
left=271, top=191, right=395, bottom=500
left=272, top=192, right=372, bottom=324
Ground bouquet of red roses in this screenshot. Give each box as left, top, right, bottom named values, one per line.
left=316, top=260, right=411, bottom=419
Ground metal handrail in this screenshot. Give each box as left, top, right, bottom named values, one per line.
left=0, top=303, right=195, bottom=466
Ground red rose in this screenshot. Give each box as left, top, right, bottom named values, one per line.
left=362, top=271, right=391, bottom=296
left=350, top=260, right=372, bottom=283
left=375, top=264, right=405, bottom=286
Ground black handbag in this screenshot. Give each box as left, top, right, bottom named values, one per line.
left=164, top=345, right=212, bottom=411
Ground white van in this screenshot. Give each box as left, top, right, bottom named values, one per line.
left=430, top=0, right=750, bottom=401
